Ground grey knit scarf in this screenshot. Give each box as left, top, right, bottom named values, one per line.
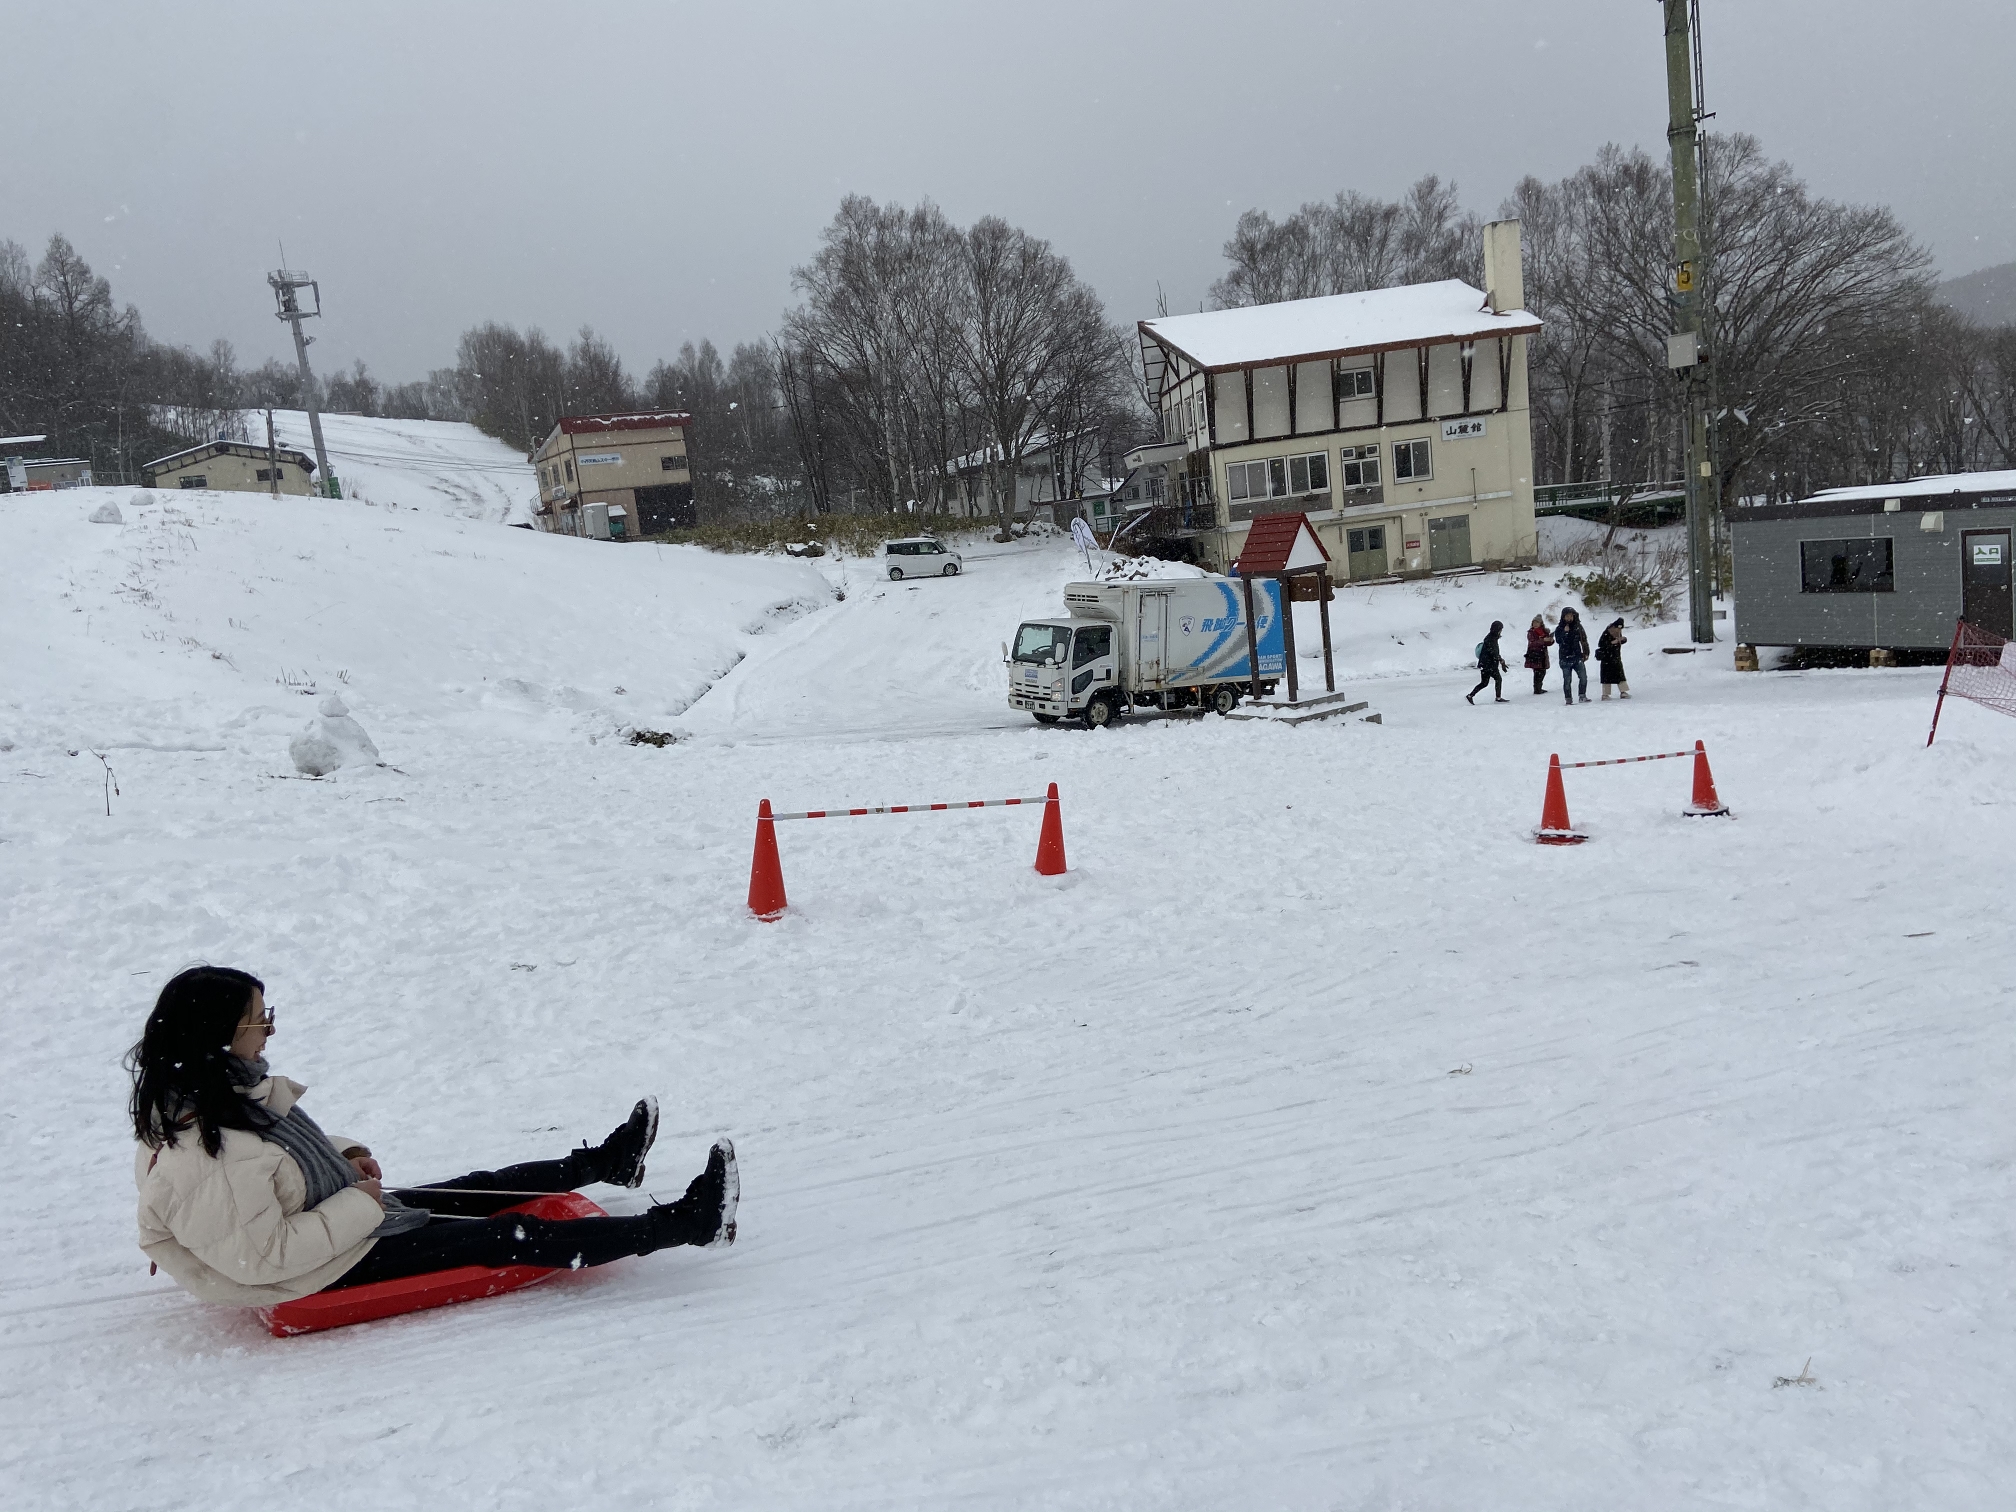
left=228, top=1056, right=429, bottom=1238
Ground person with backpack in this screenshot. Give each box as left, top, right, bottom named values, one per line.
left=1596, top=618, right=1631, bottom=699
left=1523, top=614, right=1551, bottom=695
left=1554, top=607, right=1591, bottom=704
left=1467, top=620, right=1508, bottom=704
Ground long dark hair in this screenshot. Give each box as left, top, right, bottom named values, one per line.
left=128, top=966, right=267, bottom=1155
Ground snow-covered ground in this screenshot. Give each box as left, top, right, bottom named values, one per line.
left=265, top=410, right=540, bottom=523
left=3, top=489, right=2012, bottom=1510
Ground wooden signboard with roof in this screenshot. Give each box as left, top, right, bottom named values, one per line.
left=1233, top=512, right=1334, bottom=705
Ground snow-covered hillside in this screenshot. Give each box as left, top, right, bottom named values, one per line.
left=266, top=410, right=539, bottom=523
left=4, top=490, right=2012, bottom=1511
left=0, top=486, right=828, bottom=768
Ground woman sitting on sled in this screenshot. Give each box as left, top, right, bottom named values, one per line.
left=129, top=965, right=737, bottom=1308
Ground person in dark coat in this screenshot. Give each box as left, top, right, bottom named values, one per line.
left=1523, top=614, right=1551, bottom=695
left=1467, top=620, right=1509, bottom=704
left=1596, top=618, right=1631, bottom=699
left=1555, top=607, right=1591, bottom=704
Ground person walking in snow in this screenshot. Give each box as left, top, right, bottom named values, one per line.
left=1555, top=607, right=1591, bottom=704
left=1467, top=620, right=1509, bottom=704
left=1596, top=618, right=1631, bottom=699
left=129, top=966, right=737, bottom=1309
left=1523, top=614, right=1551, bottom=695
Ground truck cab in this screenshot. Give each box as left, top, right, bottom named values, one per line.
left=1007, top=619, right=1117, bottom=725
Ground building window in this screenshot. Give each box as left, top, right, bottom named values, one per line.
left=1800, top=538, right=1895, bottom=593
left=1288, top=452, right=1329, bottom=494
left=1340, top=445, right=1380, bottom=488
left=1340, top=367, right=1374, bottom=399
left=1393, top=438, right=1431, bottom=481
left=1217, top=461, right=1266, bottom=504
left=178, top=475, right=207, bottom=488
left=565, top=459, right=575, bottom=481
left=660, top=454, right=687, bottom=472
left=1266, top=457, right=1288, bottom=496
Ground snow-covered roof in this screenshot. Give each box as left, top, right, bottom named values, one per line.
left=1806, top=470, right=2016, bottom=504
left=1140, top=280, right=1540, bottom=374
left=143, top=439, right=316, bottom=473
left=947, top=427, right=1095, bottom=474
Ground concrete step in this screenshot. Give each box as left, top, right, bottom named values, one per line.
left=1223, top=697, right=1372, bottom=727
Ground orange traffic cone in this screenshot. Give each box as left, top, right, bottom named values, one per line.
left=747, top=799, right=788, bottom=919
left=1536, top=754, right=1587, bottom=845
left=1034, top=782, right=1068, bottom=875
left=1684, top=740, right=1731, bottom=817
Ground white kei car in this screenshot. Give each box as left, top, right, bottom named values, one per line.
left=881, top=537, right=963, bottom=580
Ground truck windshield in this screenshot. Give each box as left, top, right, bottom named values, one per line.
left=1013, top=624, right=1072, bottom=664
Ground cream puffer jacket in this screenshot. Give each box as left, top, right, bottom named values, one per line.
left=135, top=1073, right=383, bottom=1305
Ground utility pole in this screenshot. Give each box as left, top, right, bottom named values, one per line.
left=1662, top=0, right=1715, bottom=644
left=265, top=408, right=280, bottom=498
left=267, top=266, right=337, bottom=498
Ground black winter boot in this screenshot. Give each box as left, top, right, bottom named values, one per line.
left=647, top=1139, right=739, bottom=1250
left=582, top=1096, right=659, bottom=1188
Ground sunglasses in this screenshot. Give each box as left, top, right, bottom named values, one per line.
left=239, top=1009, right=276, bottom=1033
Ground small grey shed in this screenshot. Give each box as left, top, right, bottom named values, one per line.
left=1730, top=471, right=2016, bottom=653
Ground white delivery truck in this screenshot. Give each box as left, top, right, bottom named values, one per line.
left=1006, top=576, right=1286, bottom=727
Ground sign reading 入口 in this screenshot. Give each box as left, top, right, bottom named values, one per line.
left=1440, top=419, right=1487, bottom=441
left=1973, top=541, right=2004, bottom=566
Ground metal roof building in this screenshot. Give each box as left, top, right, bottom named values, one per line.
left=1730, top=471, right=2016, bottom=651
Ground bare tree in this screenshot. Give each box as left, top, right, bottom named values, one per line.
left=955, top=217, right=1118, bottom=540
left=1211, top=175, right=1481, bottom=308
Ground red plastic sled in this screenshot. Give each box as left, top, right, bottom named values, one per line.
left=259, top=1191, right=608, bottom=1337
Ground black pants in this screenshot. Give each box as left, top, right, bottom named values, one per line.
left=1469, top=669, right=1502, bottom=700
left=326, top=1155, right=664, bottom=1289
left=1531, top=665, right=1547, bottom=694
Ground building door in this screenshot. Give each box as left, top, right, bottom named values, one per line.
left=1428, top=514, right=1472, bottom=571
left=1136, top=592, right=1169, bottom=687
left=1346, top=524, right=1388, bottom=580
left=1963, top=529, right=2013, bottom=637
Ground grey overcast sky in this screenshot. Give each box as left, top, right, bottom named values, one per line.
left=8, top=0, right=2013, bottom=382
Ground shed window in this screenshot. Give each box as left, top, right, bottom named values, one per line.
left=1392, top=438, right=1432, bottom=481
left=1800, top=538, right=1894, bottom=593
left=661, top=454, right=687, bottom=472
left=178, top=475, right=207, bottom=489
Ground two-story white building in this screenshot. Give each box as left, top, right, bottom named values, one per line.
left=1135, top=220, right=1541, bottom=579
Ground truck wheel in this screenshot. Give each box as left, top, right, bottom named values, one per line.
left=888, top=566, right=904, bottom=581
left=1033, top=712, right=1059, bottom=725
left=1208, top=685, right=1239, bottom=716
left=943, top=562, right=959, bottom=576
left=1083, top=694, right=1116, bottom=730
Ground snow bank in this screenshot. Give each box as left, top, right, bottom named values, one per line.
left=0, top=486, right=830, bottom=762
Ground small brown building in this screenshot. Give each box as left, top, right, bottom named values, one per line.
left=143, top=440, right=316, bottom=496
left=531, top=411, right=694, bottom=540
